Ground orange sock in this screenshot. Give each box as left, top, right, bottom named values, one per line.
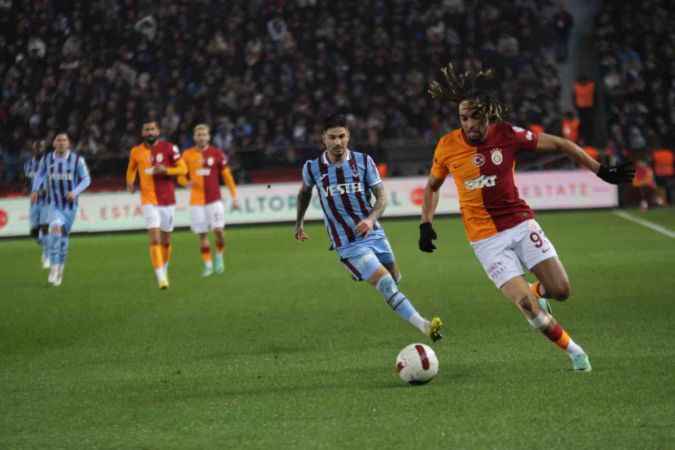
left=162, top=243, right=172, bottom=265
left=149, top=244, right=164, bottom=269
left=200, top=245, right=212, bottom=264
left=544, top=323, right=571, bottom=350
left=530, top=281, right=545, bottom=298
left=215, top=241, right=225, bottom=255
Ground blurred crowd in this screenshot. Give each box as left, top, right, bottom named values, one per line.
left=593, top=0, right=675, bottom=207
left=594, top=0, right=675, bottom=158
left=1, top=0, right=564, bottom=185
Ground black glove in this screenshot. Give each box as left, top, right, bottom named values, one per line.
left=597, top=162, right=635, bottom=184
left=419, top=222, right=437, bottom=253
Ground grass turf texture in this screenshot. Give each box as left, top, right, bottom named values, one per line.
left=1, top=210, right=674, bottom=449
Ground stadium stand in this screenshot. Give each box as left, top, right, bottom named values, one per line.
left=1, top=0, right=566, bottom=192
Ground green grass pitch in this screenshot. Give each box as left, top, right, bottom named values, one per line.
left=1, top=210, right=674, bottom=449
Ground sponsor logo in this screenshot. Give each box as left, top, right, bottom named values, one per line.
left=50, top=173, right=74, bottom=181
left=321, top=182, right=364, bottom=196
left=207, top=157, right=214, bottom=166
left=196, top=168, right=211, bottom=176
left=472, top=154, right=486, bottom=167
left=0, top=209, right=7, bottom=229
left=464, top=175, right=497, bottom=190
left=490, top=149, right=503, bottom=165
left=144, top=168, right=154, bottom=175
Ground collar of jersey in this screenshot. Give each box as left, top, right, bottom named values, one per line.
left=53, top=150, right=71, bottom=160
left=321, top=149, right=351, bottom=165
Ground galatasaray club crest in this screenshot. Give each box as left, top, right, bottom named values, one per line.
left=490, top=148, right=503, bottom=165
left=472, top=153, right=486, bottom=167
left=207, top=157, right=214, bottom=166
left=156, top=153, right=164, bottom=163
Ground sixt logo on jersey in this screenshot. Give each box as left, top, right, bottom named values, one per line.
left=321, top=182, right=364, bottom=196
left=464, top=175, right=497, bottom=190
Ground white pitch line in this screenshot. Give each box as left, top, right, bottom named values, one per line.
left=612, top=210, right=675, bottom=239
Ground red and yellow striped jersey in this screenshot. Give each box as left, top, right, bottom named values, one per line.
left=431, top=122, right=538, bottom=242
left=179, top=146, right=237, bottom=205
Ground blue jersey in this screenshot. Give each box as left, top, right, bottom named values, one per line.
left=32, top=150, right=91, bottom=210
left=24, top=156, right=47, bottom=205
left=302, top=150, right=384, bottom=249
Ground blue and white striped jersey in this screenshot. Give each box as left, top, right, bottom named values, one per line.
left=24, top=156, right=47, bottom=205
left=302, top=149, right=384, bottom=249
left=32, top=150, right=91, bottom=210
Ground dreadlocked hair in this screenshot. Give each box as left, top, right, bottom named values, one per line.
left=428, top=62, right=508, bottom=122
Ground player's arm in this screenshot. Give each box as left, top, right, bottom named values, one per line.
left=67, top=157, right=91, bottom=201
left=295, top=162, right=314, bottom=241
left=355, top=182, right=386, bottom=236
left=419, top=140, right=449, bottom=253
left=355, top=155, right=386, bottom=236
left=295, top=183, right=312, bottom=241
left=30, top=156, right=47, bottom=203
left=221, top=166, right=239, bottom=208
left=536, top=133, right=635, bottom=184
left=165, top=158, right=187, bottom=176
left=126, top=150, right=137, bottom=193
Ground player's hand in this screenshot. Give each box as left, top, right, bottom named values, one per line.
left=30, top=192, right=38, bottom=204
left=66, top=192, right=76, bottom=202
left=597, top=162, right=635, bottom=184
left=153, top=164, right=167, bottom=175
left=295, top=225, right=309, bottom=241
left=232, top=199, right=240, bottom=210
left=126, top=183, right=135, bottom=194
left=419, top=222, right=437, bottom=253
left=355, top=218, right=374, bottom=236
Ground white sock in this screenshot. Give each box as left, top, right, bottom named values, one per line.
left=566, top=339, right=585, bottom=356
left=155, top=268, right=165, bottom=281
left=409, top=312, right=429, bottom=335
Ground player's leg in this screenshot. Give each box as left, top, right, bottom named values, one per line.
left=342, top=250, right=442, bottom=341
left=46, top=207, right=65, bottom=286
left=212, top=228, right=226, bottom=274
left=500, top=276, right=590, bottom=371
left=39, top=225, right=50, bottom=269
left=143, top=205, right=166, bottom=288
left=208, top=201, right=227, bottom=274
left=199, top=232, right=213, bottom=277
left=530, top=257, right=570, bottom=302
left=53, top=209, right=77, bottom=285
left=190, top=205, right=212, bottom=276
left=39, top=219, right=50, bottom=270
left=159, top=206, right=175, bottom=274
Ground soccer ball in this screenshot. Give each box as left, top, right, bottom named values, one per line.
left=395, top=343, right=439, bottom=385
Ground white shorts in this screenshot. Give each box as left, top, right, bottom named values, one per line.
left=190, top=201, right=226, bottom=234
left=143, top=204, right=175, bottom=232
left=471, top=219, right=558, bottom=288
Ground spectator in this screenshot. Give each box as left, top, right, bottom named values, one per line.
left=552, top=2, right=574, bottom=62
left=0, top=0, right=562, bottom=185
left=573, top=74, right=596, bottom=144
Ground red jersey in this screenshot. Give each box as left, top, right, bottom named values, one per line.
left=126, top=140, right=182, bottom=206
left=181, top=146, right=237, bottom=205
left=431, top=122, right=538, bottom=241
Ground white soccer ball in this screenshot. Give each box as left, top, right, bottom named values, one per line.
left=395, top=343, right=439, bottom=385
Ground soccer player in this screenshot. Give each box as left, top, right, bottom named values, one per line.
left=126, top=120, right=187, bottom=289
left=419, top=64, right=635, bottom=371
left=24, top=139, right=49, bottom=269
left=295, top=114, right=443, bottom=341
left=30, top=133, right=91, bottom=286
left=178, top=124, right=239, bottom=277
